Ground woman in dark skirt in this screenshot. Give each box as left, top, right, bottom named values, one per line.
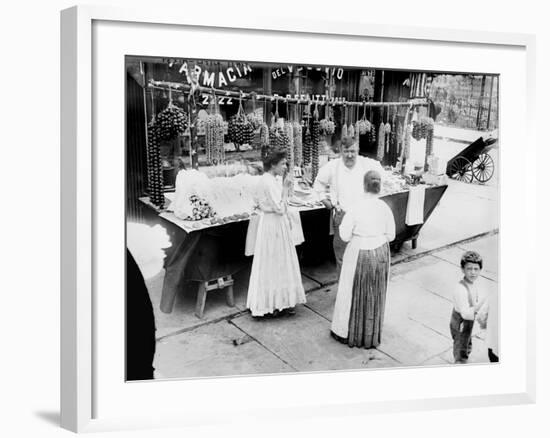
left=330, top=170, right=396, bottom=348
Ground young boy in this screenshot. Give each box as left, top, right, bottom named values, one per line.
left=450, top=251, right=487, bottom=364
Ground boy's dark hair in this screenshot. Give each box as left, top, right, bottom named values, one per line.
left=263, top=149, right=287, bottom=172
left=460, top=251, right=483, bottom=269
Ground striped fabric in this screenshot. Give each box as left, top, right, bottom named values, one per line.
left=347, top=243, right=390, bottom=348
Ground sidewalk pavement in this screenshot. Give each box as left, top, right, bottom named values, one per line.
left=147, top=174, right=498, bottom=340
left=152, top=232, right=498, bottom=378
left=145, top=125, right=499, bottom=378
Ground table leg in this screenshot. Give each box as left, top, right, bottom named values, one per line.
left=226, top=284, right=235, bottom=307
left=195, top=282, right=207, bottom=318
left=412, top=238, right=418, bottom=249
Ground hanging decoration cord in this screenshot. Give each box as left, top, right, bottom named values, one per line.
left=149, top=80, right=428, bottom=108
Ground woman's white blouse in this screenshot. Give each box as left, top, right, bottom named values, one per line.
left=339, top=194, right=396, bottom=249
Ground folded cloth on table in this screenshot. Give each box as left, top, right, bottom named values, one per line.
left=244, top=213, right=260, bottom=256
left=405, top=185, right=426, bottom=226
left=287, top=207, right=305, bottom=246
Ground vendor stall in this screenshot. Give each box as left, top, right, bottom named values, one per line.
left=128, top=58, right=449, bottom=317
left=140, top=178, right=447, bottom=315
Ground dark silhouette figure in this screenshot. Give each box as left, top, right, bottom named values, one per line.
left=126, top=248, right=156, bottom=380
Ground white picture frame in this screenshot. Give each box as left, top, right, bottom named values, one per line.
left=60, top=5, right=536, bottom=433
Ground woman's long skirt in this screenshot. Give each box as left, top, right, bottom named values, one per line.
left=246, top=212, right=306, bottom=316
left=331, top=241, right=390, bottom=348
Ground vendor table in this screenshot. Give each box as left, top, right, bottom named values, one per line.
left=139, top=184, right=447, bottom=314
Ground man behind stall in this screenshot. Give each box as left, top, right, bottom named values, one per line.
left=313, top=136, right=384, bottom=276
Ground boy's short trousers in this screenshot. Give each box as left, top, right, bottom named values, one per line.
left=450, top=309, right=474, bottom=363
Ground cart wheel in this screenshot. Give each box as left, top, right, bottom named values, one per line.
left=472, top=153, right=494, bottom=183
left=449, top=156, right=473, bottom=183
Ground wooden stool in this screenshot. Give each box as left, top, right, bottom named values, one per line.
left=194, top=275, right=235, bottom=318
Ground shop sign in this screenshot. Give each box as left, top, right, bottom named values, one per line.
left=276, top=93, right=347, bottom=104
left=272, top=65, right=345, bottom=80
left=198, top=93, right=348, bottom=106
left=178, top=62, right=253, bottom=88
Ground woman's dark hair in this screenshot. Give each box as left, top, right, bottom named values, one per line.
left=460, top=251, right=483, bottom=269
left=263, top=149, right=287, bottom=172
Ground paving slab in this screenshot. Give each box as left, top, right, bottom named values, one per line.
left=433, top=234, right=499, bottom=281
left=392, top=256, right=492, bottom=302
left=385, top=279, right=453, bottom=340
left=303, top=285, right=337, bottom=321
left=377, top=321, right=450, bottom=365
left=301, top=261, right=338, bottom=286
left=302, top=275, right=322, bottom=293
left=148, top=266, right=322, bottom=338
left=230, top=306, right=399, bottom=371
left=391, top=254, right=447, bottom=279
left=154, top=320, right=294, bottom=379
left=146, top=271, right=249, bottom=339
left=407, top=180, right=498, bottom=255
left=440, top=334, right=491, bottom=365
left=419, top=352, right=453, bottom=367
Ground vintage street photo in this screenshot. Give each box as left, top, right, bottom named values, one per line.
left=125, top=56, right=499, bottom=381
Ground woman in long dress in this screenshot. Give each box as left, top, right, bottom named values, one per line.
left=330, top=170, right=396, bottom=348
left=246, top=149, right=306, bottom=317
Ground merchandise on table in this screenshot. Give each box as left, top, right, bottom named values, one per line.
left=288, top=180, right=321, bottom=207
left=380, top=171, right=409, bottom=195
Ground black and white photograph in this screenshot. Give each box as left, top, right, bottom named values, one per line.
left=125, top=56, right=499, bottom=381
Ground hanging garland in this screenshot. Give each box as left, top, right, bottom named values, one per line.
left=146, top=116, right=165, bottom=209
left=376, top=120, right=385, bottom=162
left=284, top=119, right=295, bottom=169
left=368, top=106, right=377, bottom=144
left=293, top=103, right=303, bottom=167
left=302, top=102, right=313, bottom=165
left=403, top=124, right=412, bottom=161
left=341, top=105, right=348, bottom=139
left=228, top=93, right=254, bottom=148
left=390, top=106, right=397, bottom=165
left=319, top=101, right=335, bottom=136
left=384, top=107, right=392, bottom=155
left=311, top=101, right=321, bottom=182
left=246, top=92, right=263, bottom=131
left=268, top=98, right=291, bottom=162
left=356, top=101, right=372, bottom=136
left=205, top=90, right=225, bottom=165
left=145, top=90, right=165, bottom=209
left=155, top=87, right=188, bottom=141
left=348, top=105, right=355, bottom=139
left=423, top=116, right=435, bottom=159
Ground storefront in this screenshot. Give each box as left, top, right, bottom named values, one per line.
left=126, top=56, right=448, bottom=315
